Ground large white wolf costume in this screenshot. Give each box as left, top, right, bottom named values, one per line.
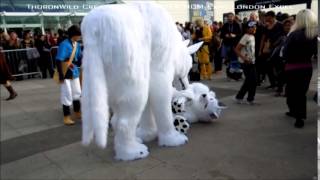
left=81, top=2, right=203, bottom=161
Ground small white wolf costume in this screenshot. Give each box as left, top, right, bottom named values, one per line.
left=81, top=2, right=202, bottom=161
left=172, top=83, right=226, bottom=124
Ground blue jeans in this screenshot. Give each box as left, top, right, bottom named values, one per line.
left=221, top=44, right=241, bottom=71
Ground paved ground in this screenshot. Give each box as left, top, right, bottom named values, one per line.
left=0, top=67, right=318, bottom=180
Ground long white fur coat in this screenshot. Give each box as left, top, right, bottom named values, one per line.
left=81, top=2, right=202, bottom=161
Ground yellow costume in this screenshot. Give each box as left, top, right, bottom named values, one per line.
left=195, top=24, right=212, bottom=80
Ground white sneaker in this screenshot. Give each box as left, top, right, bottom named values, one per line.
left=233, top=97, right=244, bottom=104
left=246, top=101, right=260, bottom=106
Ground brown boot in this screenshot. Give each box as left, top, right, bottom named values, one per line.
left=64, top=116, right=75, bottom=125
left=73, top=100, right=81, bottom=120
left=74, top=112, right=81, bottom=120
left=63, top=105, right=74, bottom=125
left=5, top=85, right=18, bottom=101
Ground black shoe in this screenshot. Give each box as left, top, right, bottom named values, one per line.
left=5, top=86, right=18, bottom=101
left=285, top=112, right=295, bottom=118
left=274, top=92, right=281, bottom=97
left=294, top=119, right=304, bottom=128
left=6, top=93, right=18, bottom=101
left=246, top=101, right=260, bottom=105
left=266, top=85, right=276, bottom=90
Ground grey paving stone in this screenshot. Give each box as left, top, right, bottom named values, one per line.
left=0, top=121, right=11, bottom=132
left=111, top=157, right=163, bottom=175
left=1, top=101, right=25, bottom=118
left=148, top=94, right=317, bottom=180
left=0, top=153, right=51, bottom=179
left=0, top=128, right=22, bottom=141
left=73, top=155, right=163, bottom=179
left=44, top=142, right=108, bottom=176
left=44, top=142, right=89, bottom=162
left=85, top=140, right=118, bottom=164
left=36, top=110, right=63, bottom=127
left=1, top=125, right=81, bottom=164
left=0, top=71, right=318, bottom=180
left=135, top=162, right=194, bottom=180
left=5, top=113, right=41, bottom=129
left=15, top=164, right=71, bottom=180
left=16, top=124, right=50, bottom=135
left=73, top=164, right=134, bottom=180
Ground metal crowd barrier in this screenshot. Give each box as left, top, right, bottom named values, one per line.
left=1, top=48, right=42, bottom=79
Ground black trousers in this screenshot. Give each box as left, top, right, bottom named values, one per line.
left=255, top=55, right=266, bottom=84
left=266, top=59, right=277, bottom=87
left=236, top=64, right=257, bottom=102
left=275, top=61, right=285, bottom=93
left=213, top=48, right=223, bottom=72
left=38, top=54, right=54, bottom=79
left=285, top=68, right=312, bottom=119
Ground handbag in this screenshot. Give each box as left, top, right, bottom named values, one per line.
left=53, top=42, right=77, bottom=84
left=26, top=48, right=40, bottom=60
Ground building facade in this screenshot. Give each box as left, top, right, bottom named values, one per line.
left=234, top=0, right=318, bottom=21
left=1, top=0, right=193, bottom=33
left=2, top=0, right=316, bottom=33
left=0, top=0, right=223, bottom=33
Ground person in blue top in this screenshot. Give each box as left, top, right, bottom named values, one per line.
left=56, top=25, right=82, bottom=125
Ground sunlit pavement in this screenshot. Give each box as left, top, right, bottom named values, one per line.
left=0, top=66, right=317, bottom=179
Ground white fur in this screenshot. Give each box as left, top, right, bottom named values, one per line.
left=172, top=83, right=226, bottom=123
left=81, top=2, right=202, bottom=161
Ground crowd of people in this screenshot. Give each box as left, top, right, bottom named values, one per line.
left=0, top=28, right=69, bottom=78
left=0, top=9, right=318, bottom=129
left=177, top=9, right=317, bottom=128
left=0, top=28, right=70, bottom=101
left=0, top=29, right=68, bottom=50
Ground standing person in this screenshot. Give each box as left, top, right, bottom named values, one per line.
left=7, top=31, right=21, bottom=49
left=270, top=19, right=293, bottom=97
left=57, top=29, right=67, bottom=45
left=234, top=21, right=257, bottom=105
left=234, top=15, right=242, bottom=25
left=21, top=30, right=38, bottom=78
left=182, top=22, right=193, bottom=41
left=252, top=11, right=266, bottom=86
left=21, top=30, right=34, bottom=48
left=288, top=15, right=296, bottom=25
left=282, top=9, right=317, bottom=128
left=220, top=12, right=242, bottom=80
left=193, top=19, right=212, bottom=80
left=0, top=48, right=17, bottom=100
left=0, top=30, right=10, bottom=49
left=210, top=30, right=222, bottom=74
left=52, top=33, right=59, bottom=46
left=55, top=25, right=82, bottom=125
left=35, top=34, right=53, bottom=78
left=217, top=22, right=223, bottom=33
left=176, top=22, right=183, bottom=36
left=259, top=11, right=284, bottom=89
left=241, top=17, right=248, bottom=35
left=211, top=21, right=219, bottom=34
left=4, top=31, right=22, bottom=79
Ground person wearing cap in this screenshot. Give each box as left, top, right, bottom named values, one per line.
left=55, top=25, right=82, bottom=125
left=234, top=21, right=257, bottom=105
